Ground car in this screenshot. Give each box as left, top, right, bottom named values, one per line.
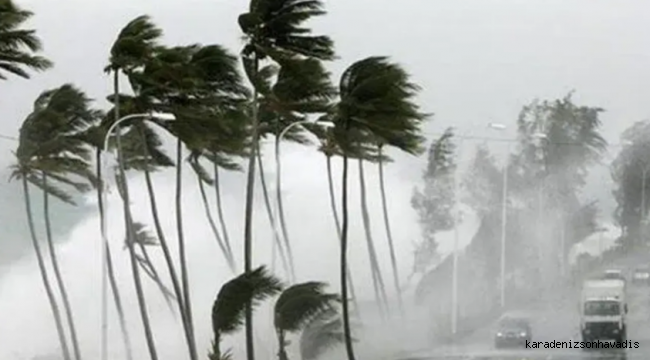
left=602, top=269, right=626, bottom=283
left=494, top=314, right=532, bottom=348
left=632, top=267, right=650, bottom=285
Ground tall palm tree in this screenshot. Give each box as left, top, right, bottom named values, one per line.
left=187, top=106, right=251, bottom=272
left=11, top=84, right=101, bottom=360
left=209, top=266, right=283, bottom=360
left=24, top=85, right=101, bottom=360
left=273, top=282, right=339, bottom=360
left=0, top=0, right=52, bottom=80
left=13, top=164, right=71, bottom=360
left=259, top=57, right=338, bottom=282
left=330, top=56, right=427, bottom=360
left=239, top=2, right=335, bottom=354
left=105, top=14, right=164, bottom=360
left=130, top=43, right=250, bottom=360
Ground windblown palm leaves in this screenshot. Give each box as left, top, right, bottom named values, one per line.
left=11, top=84, right=101, bottom=360
left=238, top=3, right=336, bottom=355
left=299, top=309, right=348, bottom=360
left=274, top=282, right=340, bottom=360
left=327, top=56, right=428, bottom=359
left=210, top=266, right=283, bottom=360
left=0, top=0, right=52, bottom=80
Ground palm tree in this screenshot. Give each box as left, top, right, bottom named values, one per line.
left=129, top=43, right=250, bottom=360
left=273, top=282, right=339, bottom=360
left=187, top=106, right=251, bottom=273
left=105, top=15, right=164, bottom=360
left=209, top=266, right=283, bottom=360
left=259, top=57, right=338, bottom=282
left=13, top=163, right=71, bottom=360
left=329, top=56, right=428, bottom=360
left=239, top=2, right=335, bottom=355
left=11, top=84, right=101, bottom=360
left=0, top=0, right=53, bottom=80
left=299, top=308, right=348, bottom=360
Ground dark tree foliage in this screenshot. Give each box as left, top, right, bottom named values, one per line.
left=611, top=120, right=650, bottom=244
left=410, top=128, right=456, bottom=275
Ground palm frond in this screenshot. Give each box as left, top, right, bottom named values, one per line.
left=274, top=281, right=339, bottom=332
left=124, top=221, right=158, bottom=249
left=211, top=266, right=283, bottom=336
left=0, top=0, right=53, bottom=80
left=108, top=15, right=163, bottom=72
left=299, top=308, right=352, bottom=360
left=332, top=56, right=428, bottom=157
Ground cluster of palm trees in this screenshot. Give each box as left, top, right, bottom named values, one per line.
left=1, top=0, right=428, bottom=360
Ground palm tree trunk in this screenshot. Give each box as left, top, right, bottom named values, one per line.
left=256, top=152, right=291, bottom=280
left=212, top=160, right=234, bottom=264
left=340, top=150, right=357, bottom=360
left=243, top=56, right=260, bottom=360
left=198, top=174, right=236, bottom=272
left=326, top=155, right=360, bottom=319
left=22, top=177, right=72, bottom=360
left=377, top=146, right=404, bottom=315
left=175, top=138, right=198, bottom=360
left=42, top=174, right=82, bottom=360
left=139, top=148, right=196, bottom=358
left=277, top=331, right=288, bottom=360
left=112, top=70, right=159, bottom=358
left=274, top=143, right=296, bottom=283
left=358, top=159, right=390, bottom=314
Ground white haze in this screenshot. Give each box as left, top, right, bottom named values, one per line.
left=0, top=141, right=463, bottom=360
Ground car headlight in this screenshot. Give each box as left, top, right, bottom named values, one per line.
left=497, top=332, right=503, bottom=337
left=520, top=332, right=527, bottom=337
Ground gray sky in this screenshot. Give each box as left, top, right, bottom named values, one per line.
left=2, top=0, right=650, bottom=358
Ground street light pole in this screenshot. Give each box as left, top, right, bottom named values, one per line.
left=531, top=132, right=549, bottom=289
left=100, top=112, right=175, bottom=360
left=487, top=123, right=508, bottom=309
left=273, top=120, right=334, bottom=281
left=450, top=128, right=471, bottom=336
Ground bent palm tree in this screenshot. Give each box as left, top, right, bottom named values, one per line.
left=274, top=282, right=339, bottom=360
left=330, top=56, right=428, bottom=360
left=260, top=57, right=338, bottom=282
left=209, top=266, right=283, bottom=360
left=0, top=0, right=52, bottom=80
left=105, top=14, right=164, bottom=360
left=11, top=84, right=101, bottom=360
left=13, top=167, right=71, bottom=360
left=239, top=2, right=335, bottom=354
left=20, top=84, right=101, bottom=360
left=130, top=44, right=249, bottom=358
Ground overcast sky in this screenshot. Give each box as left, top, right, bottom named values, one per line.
left=2, top=0, right=650, bottom=358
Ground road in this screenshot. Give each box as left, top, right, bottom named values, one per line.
left=399, top=265, right=650, bottom=359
